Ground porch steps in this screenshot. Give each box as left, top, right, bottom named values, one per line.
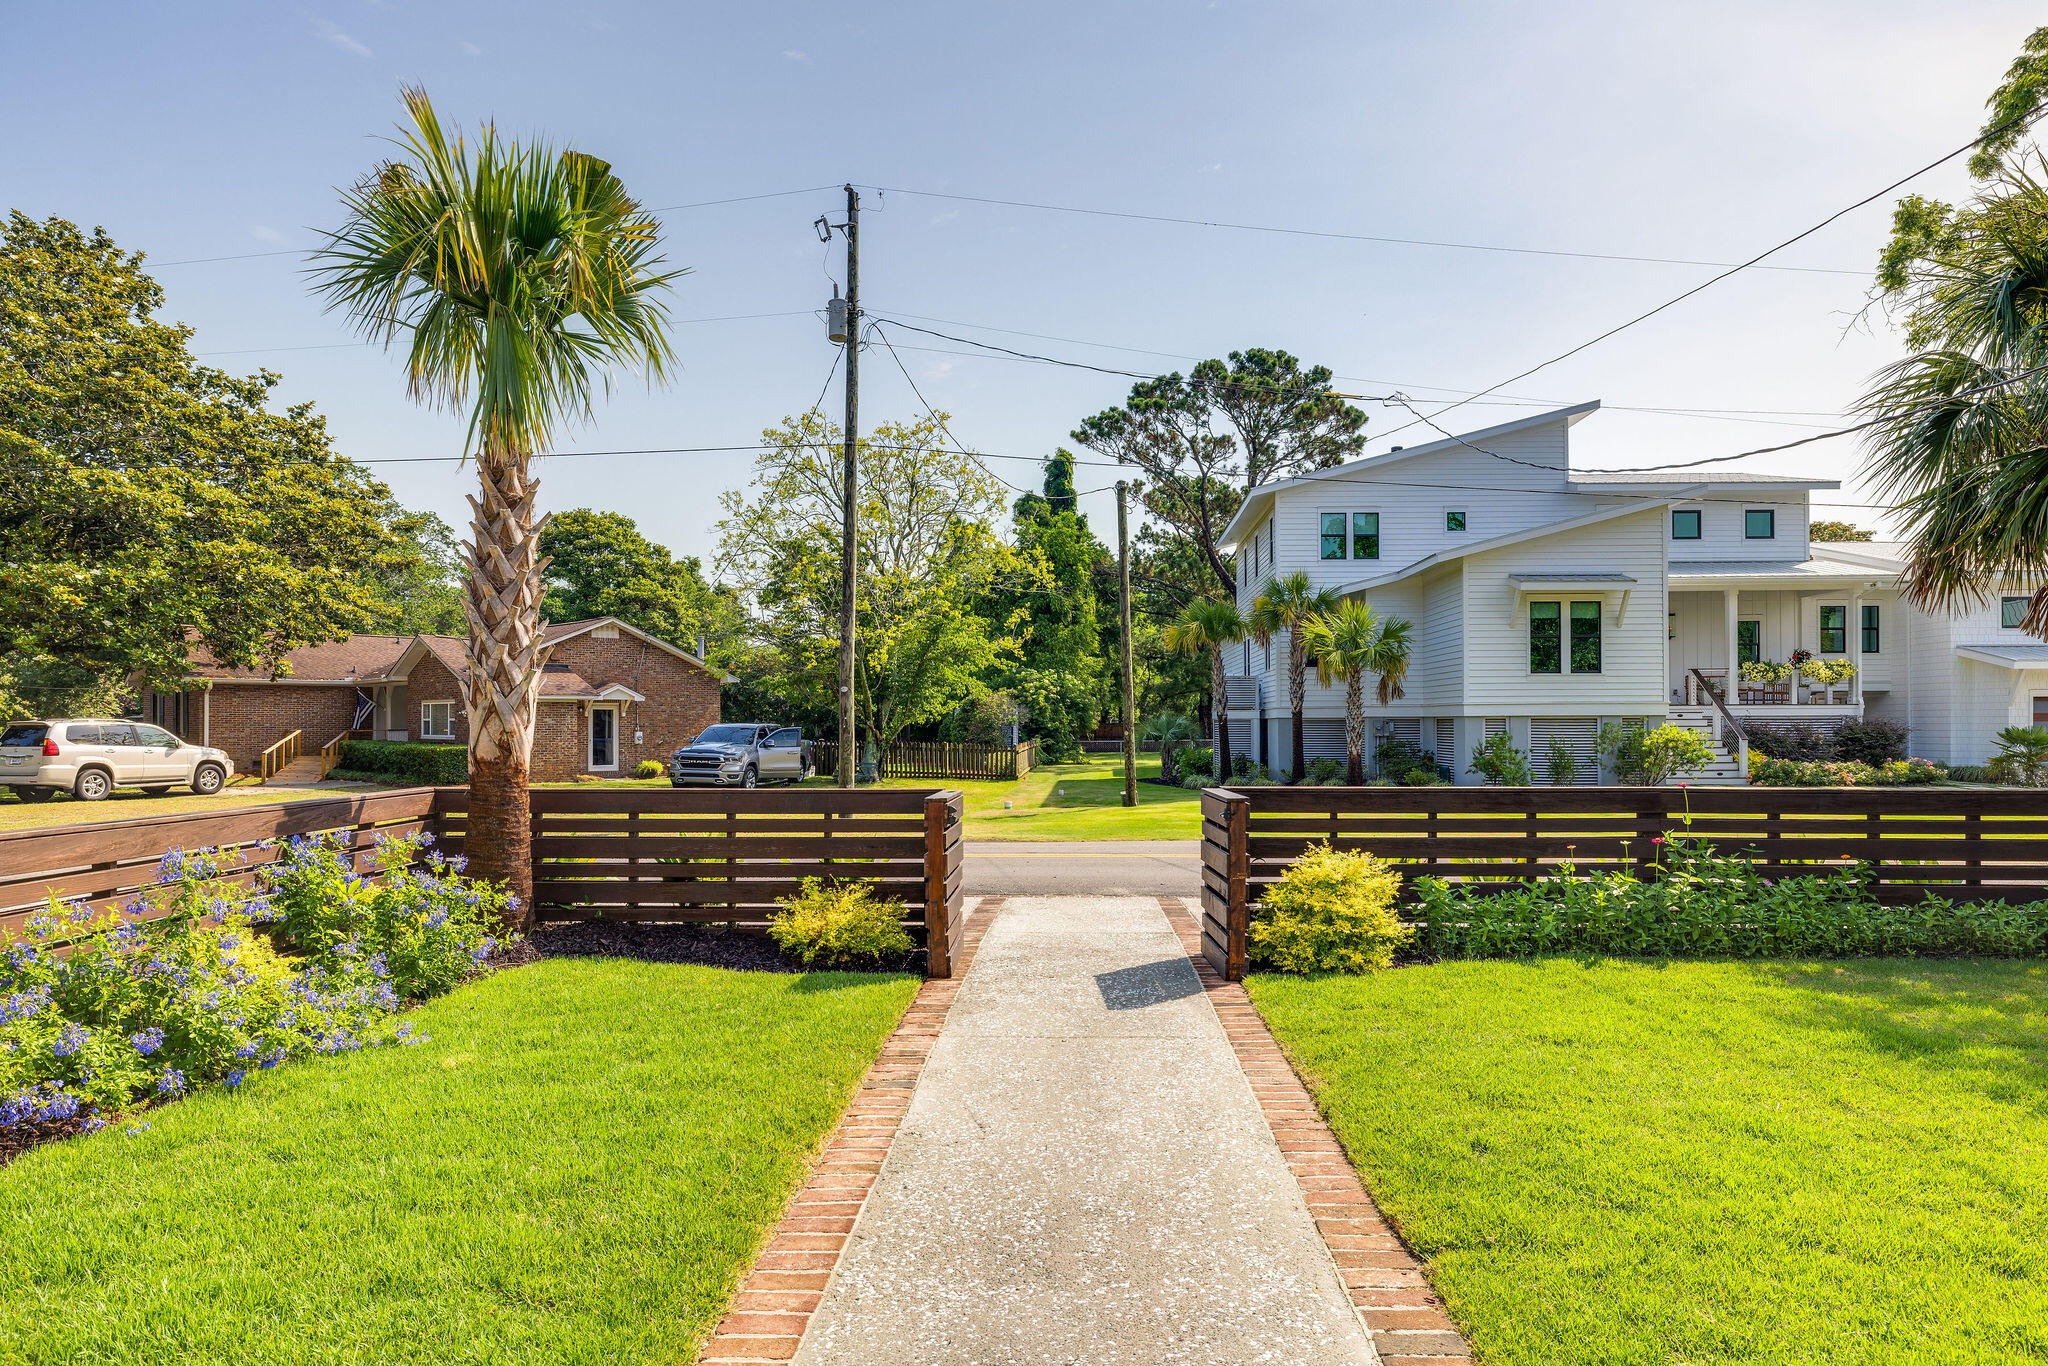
left=1667, top=707, right=1748, bottom=785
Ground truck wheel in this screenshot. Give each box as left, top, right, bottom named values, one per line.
left=190, top=763, right=225, bottom=796
left=15, top=787, right=56, bottom=802
left=742, top=765, right=758, bottom=789
left=74, top=769, right=113, bottom=802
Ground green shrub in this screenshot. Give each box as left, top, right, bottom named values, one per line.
left=1178, top=747, right=1214, bottom=778
left=1249, top=843, right=1412, bottom=973
left=1993, top=725, right=2048, bottom=786
left=1179, top=774, right=1209, bottom=790
left=336, top=739, right=468, bottom=785
left=0, top=831, right=505, bottom=1130
left=1373, top=737, right=1430, bottom=779
left=1744, top=721, right=1835, bottom=761
left=1751, top=756, right=1875, bottom=786
left=1945, top=764, right=1995, bottom=784
left=1468, top=731, right=1531, bottom=786
left=1544, top=737, right=1580, bottom=787
left=1410, top=836, right=2048, bottom=959
left=1870, top=757, right=1943, bottom=786
left=768, top=880, right=915, bottom=967
left=1832, top=718, right=1909, bottom=766
left=1597, top=722, right=1715, bottom=785
left=1401, top=767, right=1446, bottom=786
left=1307, top=757, right=1343, bottom=785
left=632, top=759, right=664, bottom=779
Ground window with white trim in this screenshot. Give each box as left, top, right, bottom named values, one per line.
left=420, top=701, right=456, bottom=740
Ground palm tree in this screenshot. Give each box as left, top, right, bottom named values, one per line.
left=1860, top=159, right=2048, bottom=632
left=312, top=89, right=680, bottom=920
left=1163, top=599, right=1247, bottom=776
left=1305, top=600, right=1413, bottom=784
left=1249, top=571, right=1337, bottom=782
left=1138, top=711, right=1200, bottom=783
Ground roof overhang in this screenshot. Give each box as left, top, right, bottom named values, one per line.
left=1218, top=400, right=1603, bottom=550
left=540, top=683, right=650, bottom=703
left=1334, top=496, right=1670, bottom=597
left=543, top=617, right=738, bottom=683
left=1957, top=645, right=2048, bottom=670
left=1505, top=573, right=1638, bottom=626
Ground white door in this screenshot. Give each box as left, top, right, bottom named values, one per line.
left=589, top=707, right=617, bottom=771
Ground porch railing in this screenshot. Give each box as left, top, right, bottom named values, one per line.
left=256, top=729, right=303, bottom=782
left=1688, top=669, right=1750, bottom=775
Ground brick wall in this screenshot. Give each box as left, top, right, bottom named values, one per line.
left=403, top=654, right=471, bottom=748
left=165, top=684, right=359, bottom=776
left=528, top=633, right=723, bottom=782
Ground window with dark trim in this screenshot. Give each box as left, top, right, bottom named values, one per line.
left=1445, top=510, right=1467, bottom=532
left=1320, top=512, right=1346, bottom=560
left=1569, top=601, right=1602, bottom=674
left=1352, top=512, right=1380, bottom=560
left=1672, top=509, right=1701, bottom=540
left=1819, top=605, right=1846, bottom=653
left=1861, top=605, right=1880, bottom=654
left=1737, top=619, right=1760, bottom=665
left=1530, top=602, right=1562, bottom=673
left=1745, top=508, right=1775, bottom=539
left=2003, top=596, right=2029, bottom=629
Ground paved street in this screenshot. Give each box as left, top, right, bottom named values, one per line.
left=962, top=840, right=1201, bottom=898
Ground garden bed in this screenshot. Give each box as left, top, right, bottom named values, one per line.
left=0, top=955, right=919, bottom=1363
left=1251, top=958, right=2048, bottom=1365
left=531, top=919, right=926, bottom=973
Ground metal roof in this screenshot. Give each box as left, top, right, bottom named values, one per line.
left=1568, top=472, right=1837, bottom=489
left=1504, top=571, right=1639, bottom=583
left=1957, top=643, right=2048, bottom=668
left=1668, top=558, right=1885, bottom=580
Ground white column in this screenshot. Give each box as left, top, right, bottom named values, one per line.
left=1724, top=589, right=1739, bottom=707
left=1848, top=586, right=1863, bottom=707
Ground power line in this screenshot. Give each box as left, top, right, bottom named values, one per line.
left=868, top=320, right=1035, bottom=496
left=861, top=183, right=1865, bottom=276
left=1382, top=100, right=2048, bottom=441
left=191, top=309, right=818, bottom=358
left=151, top=185, right=843, bottom=268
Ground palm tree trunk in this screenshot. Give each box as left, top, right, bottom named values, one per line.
left=1289, top=630, right=1306, bottom=783
left=1211, top=645, right=1232, bottom=778
left=1345, top=672, right=1364, bottom=785
left=460, top=442, right=548, bottom=928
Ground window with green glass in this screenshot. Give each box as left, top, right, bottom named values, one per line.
left=1352, top=512, right=1379, bottom=560
left=1671, top=509, right=1701, bottom=540
left=1320, top=512, right=1346, bottom=560
left=2003, top=596, right=2029, bottom=628
left=1445, top=510, right=1466, bottom=532
left=1529, top=601, right=1561, bottom=673
left=1737, top=619, right=1760, bottom=665
left=1745, top=508, right=1775, bottom=539
left=1569, top=601, right=1602, bottom=673
left=1861, top=604, right=1880, bottom=653
left=1819, top=604, right=1846, bottom=653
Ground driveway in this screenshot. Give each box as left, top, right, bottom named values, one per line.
left=962, top=840, right=1200, bottom=897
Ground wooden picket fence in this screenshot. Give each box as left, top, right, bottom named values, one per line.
left=812, top=738, right=1038, bottom=782
left=0, top=786, right=968, bottom=977
left=1200, top=785, right=2048, bottom=981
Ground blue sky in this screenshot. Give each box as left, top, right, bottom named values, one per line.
left=6, top=2, right=2041, bottom=557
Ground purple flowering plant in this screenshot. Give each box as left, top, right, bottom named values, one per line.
left=0, top=829, right=511, bottom=1132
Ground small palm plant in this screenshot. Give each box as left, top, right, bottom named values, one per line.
left=1139, top=712, right=1200, bottom=783
left=1163, top=599, right=1248, bottom=775
left=1304, top=599, right=1413, bottom=785
left=1993, top=724, right=2048, bottom=787
left=311, top=88, right=680, bottom=917
left=1249, top=572, right=1338, bottom=783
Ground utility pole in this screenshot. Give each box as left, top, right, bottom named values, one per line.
left=1117, top=481, right=1138, bottom=808
left=836, top=185, right=860, bottom=787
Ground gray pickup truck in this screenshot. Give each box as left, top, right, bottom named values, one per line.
left=668, top=723, right=813, bottom=788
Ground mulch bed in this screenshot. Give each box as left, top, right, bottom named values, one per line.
left=528, top=920, right=926, bottom=974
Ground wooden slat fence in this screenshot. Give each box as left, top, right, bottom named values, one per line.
left=434, top=786, right=970, bottom=976
left=1200, top=785, right=2048, bottom=981
left=0, top=789, right=440, bottom=941
left=812, top=739, right=1037, bottom=782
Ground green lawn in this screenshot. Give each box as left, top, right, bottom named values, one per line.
left=555, top=751, right=1201, bottom=840
left=1250, top=959, right=2048, bottom=1366
left=0, top=958, right=918, bottom=1366
left=0, top=782, right=364, bottom=833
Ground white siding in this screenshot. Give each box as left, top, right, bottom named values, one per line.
left=1666, top=496, right=1812, bottom=558
left=1461, top=507, right=1669, bottom=715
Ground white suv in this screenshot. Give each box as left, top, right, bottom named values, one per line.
left=0, top=720, right=231, bottom=802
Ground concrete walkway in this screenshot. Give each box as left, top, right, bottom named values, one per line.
left=963, top=841, right=1201, bottom=898
left=793, top=895, right=1377, bottom=1365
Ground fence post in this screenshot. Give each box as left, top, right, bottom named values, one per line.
left=1227, top=795, right=1250, bottom=981
left=924, top=794, right=953, bottom=978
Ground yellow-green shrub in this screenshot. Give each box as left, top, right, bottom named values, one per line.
left=1249, top=844, right=1412, bottom=973
left=769, top=879, right=915, bottom=967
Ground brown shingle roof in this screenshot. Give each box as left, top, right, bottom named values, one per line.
left=187, top=635, right=412, bottom=683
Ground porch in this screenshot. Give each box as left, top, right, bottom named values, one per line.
left=1667, top=562, right=1896, bottom=722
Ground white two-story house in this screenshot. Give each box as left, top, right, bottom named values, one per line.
left=1215, top=401, right=2047, bottom=782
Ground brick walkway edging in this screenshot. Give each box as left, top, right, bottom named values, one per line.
left=696, top=897, right=1004, bottom=1364
left=1160, top=896, right=1477, bottom=1366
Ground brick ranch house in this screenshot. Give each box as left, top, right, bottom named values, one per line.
left=140, top=617, right=731, bottom=782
